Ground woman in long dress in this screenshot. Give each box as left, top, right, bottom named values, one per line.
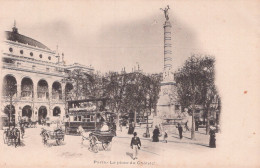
left=152, top=126, right=160, bottom=142
left=128, top=122, right=134, bottom=134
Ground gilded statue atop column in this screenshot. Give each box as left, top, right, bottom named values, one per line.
left=160, top=5, right=170, bottom=21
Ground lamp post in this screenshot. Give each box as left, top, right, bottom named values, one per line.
left=146, top=111, right=150, bottom=137
left=7, top=83, right=17, bottom=128
left=143, top=111, right=150, bottom=138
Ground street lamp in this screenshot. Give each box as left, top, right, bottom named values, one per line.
left=7, top=83, right=17, bottom=128
left=143, top=111, right=150, bottom=138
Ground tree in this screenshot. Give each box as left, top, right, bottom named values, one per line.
left=103, top=71, right=161, bottom=126
left=103, top=72, right=126, bottom=127
left=199, top=57, right=219, bottom=134
left=63, top=69, right=96, bottom=100
left=175, top=55, right=220, bottom=139
left=62, top=68, right=162, bottom=130
left=2, top=76, right=17, bottom=128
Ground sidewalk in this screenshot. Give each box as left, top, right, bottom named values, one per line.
left=117, top=126, right=210, bottom=148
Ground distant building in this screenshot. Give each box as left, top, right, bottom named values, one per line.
left=1, top=23, right=93, bottom=125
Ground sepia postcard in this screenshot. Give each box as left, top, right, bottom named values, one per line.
left=0, top=0, right=259, bottom=168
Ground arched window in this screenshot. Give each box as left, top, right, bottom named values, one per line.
left=22, top=105, right=32, bottom=118
left=52, top=82, right=62, bottom=100
left=53, top=107, right=61, bottom=117
left=38, top=106, right=47, bottom=124
left=65, top=83, right=73, bottom=100
left=21, top=77, right=33, bottom=98
left=3, top=75, right=17, bottom=97
left=37, top=80, right=49, bottom=99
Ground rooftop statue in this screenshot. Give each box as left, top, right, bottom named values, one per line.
left=160, top=5, right=170, bottom=21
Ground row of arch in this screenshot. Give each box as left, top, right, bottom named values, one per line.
left=4, top=105, right=61, bottom=124
left=3, top=75, right=73, bottom=100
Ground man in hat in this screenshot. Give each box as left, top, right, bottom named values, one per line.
left=130, top=132, right=141, bottom=160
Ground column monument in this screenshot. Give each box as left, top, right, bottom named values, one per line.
left=154, top=5, right=178, bottom=127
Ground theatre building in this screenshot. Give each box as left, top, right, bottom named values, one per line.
left=1, top=23, right=93, bottom=126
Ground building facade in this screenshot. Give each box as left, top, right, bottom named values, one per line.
left=1, top=24, right=93, bottom=125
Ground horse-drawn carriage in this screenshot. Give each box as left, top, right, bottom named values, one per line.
left=76, top=118, right=116, bottom=153
left=67, top=98, right=116, bottom=152
left=40, top=127, right=65, bottom=145
left=3, top=127, right=21, bottom=147
left=89, top=131, right=114, bottom=153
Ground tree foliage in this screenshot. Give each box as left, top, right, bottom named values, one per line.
left=64, top=69, right=102, bottom=100
left=175, top=55, right=220, bottom=135
left=64, top=69, right=162, bottom=121
left=103, top=72, right=162, bottom=119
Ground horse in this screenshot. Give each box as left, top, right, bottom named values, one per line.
left=77, top=125, right=91, bottom=144
left=40, top=128, right=49, bottom=145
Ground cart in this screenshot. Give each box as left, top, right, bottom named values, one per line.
left=40, top=128, right=65, bottom=145
left=3, top=127, right=21, bottom=147
left=89, top=131, right=114, bottom=153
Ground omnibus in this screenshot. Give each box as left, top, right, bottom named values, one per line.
left=64, top=97, right=116, bottom=134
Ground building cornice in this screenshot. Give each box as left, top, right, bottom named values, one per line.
left=2, top=65, right=67, bottom=78
left=3, top=53, right=65, bottom=69
left=5, top=40, right=55, bottom=54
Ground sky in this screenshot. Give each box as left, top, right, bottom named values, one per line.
left=0, top=1, right=259, bottom=74
left=2, top=0, right=258, bottom=74
left=0, top=0, right=260, bottom=165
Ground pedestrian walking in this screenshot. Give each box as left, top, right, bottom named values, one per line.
left=195, top=120, right=199, bottom=131
left=130, top=132, right=141, bottom=160
left=185, top=121, right=190, bottom=131
left=209, top=126, right=216, bottom=148
left=128, top=122, right=134, bottom=134
left=119, top=121, right=122, bottom=132
left=177, top=123, right=183, bottom=139
left=163, top=130, right=168, bottom=143
left=111, top=122, right=117, bottom=136
left=152, top=125, right=160, bottom=142
left=20, top=123, right=25, bottom=139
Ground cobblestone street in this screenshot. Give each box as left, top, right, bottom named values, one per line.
left=0, top=125, right=217, bottom=168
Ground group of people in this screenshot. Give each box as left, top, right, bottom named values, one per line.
left=151, top=125, right=168, bottom=143
left=153, top=122, right=190, bottom=141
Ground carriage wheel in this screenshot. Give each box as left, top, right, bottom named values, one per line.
left=102, top=142, right=111, bottom=151
left=92, top=144, right=98, bottom=153
left=89, top=136, right=98, bottom=153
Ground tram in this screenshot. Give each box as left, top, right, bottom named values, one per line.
left=64, top=97, right=116, bottom=134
